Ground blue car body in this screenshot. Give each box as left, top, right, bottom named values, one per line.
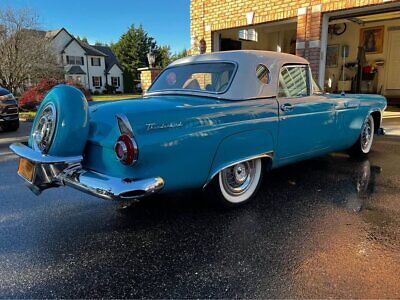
left=83, top=92, right=385, bottom=193
left=10, top=51, right=387, bottom=202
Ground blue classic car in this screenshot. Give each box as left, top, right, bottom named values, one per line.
left=10, top=51, right=386, bottom=207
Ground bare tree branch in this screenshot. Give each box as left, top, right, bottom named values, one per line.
left=0, top=7, right=63, bottom=94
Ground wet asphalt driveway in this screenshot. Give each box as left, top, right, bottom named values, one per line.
left=0, top=135, right=400, bottom=298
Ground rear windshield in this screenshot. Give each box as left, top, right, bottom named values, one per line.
left=148, top=62, right=236, bottom=94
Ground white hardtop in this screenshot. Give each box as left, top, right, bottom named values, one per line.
left=146, top=50, right=310, bottom=100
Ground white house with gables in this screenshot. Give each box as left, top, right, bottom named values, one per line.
left=44, top=28, right=124, bottom=93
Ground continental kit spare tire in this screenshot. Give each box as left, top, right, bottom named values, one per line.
left=29, top=85, right=89, bottom=157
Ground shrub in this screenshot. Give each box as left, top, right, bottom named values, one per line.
left=105, top=84, right=117, bottom=94
left=19, top=79, right=92, bottom=110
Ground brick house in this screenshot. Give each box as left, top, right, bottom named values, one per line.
left=190, top=0, right=400, bottom=100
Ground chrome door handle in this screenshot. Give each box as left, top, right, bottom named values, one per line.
left=280, top=104, right=294, bottom=112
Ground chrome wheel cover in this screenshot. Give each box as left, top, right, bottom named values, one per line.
left=32, top=103, right=57, bottom=153
left=221, top=160, right=256, bottom=196
left=361, top=117, right=373, bottom=153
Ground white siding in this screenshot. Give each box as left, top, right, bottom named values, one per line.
left=63, top=40, right=88, bottom=88
left=107, top=64, right=124, bottom=93
left=51, top=30, right=72, bottom=53
left=50, top=29, right=73, bottom=65
left=88, top=56, right=106, bottom=92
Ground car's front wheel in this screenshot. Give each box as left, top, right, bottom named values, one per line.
left=350, top=114, right=375, bottom=157
left=210, top=158, right=263, bottom=208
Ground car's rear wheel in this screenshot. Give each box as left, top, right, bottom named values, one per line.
left=349, top=114, right=375, bottom=157
left=1, top=119, right=19, bottom=132
left=210, top=158, right=263, bottom=208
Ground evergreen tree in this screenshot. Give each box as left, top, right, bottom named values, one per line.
left=95, top=41, right=106, bottom=46
left=171, top=48, right=188, bottom=62
left=156, top=45, right=172, bottom=68
left=77, top=36, right=89, bottom=44
left=112, top=24, right=156, bottom=91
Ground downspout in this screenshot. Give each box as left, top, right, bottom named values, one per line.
left=85, top=54, right=90, bottom=91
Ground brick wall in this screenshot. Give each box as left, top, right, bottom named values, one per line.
left=139, top=68, right=162, bottom=93
left=191, top=0, right=400, bottom=76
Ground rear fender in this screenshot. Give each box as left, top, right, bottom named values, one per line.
left=205, top=129, right=274, bottom=186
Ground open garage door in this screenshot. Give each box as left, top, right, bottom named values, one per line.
left=213, top=20, right=297, bottom=55
left=322, top=6, right=400, bottom=104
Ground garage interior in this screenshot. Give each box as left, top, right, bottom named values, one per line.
left=212, top=7, right=400, bottom=105
left=325, top=9, right=400, bottom=103
left=213, top=20, right=297, bottom=55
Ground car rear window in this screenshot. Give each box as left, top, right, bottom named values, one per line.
left=148, top=62, right=236, bottom=94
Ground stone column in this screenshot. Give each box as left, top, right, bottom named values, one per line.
left=138, top=67, right=162, bottom=94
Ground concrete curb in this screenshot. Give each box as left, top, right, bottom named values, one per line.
left=0, top=136, right=29, bottom=147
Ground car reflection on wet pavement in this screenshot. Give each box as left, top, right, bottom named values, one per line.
left=0, top=136, right=399, bottom=298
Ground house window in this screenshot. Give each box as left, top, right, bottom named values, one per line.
left=66, top=55, right=84, bottom=65
left=91, top=57, right=101, bottom=66
left=92, top=76, right=102, bottom=88
left=111, top=76, right=120, bottom=87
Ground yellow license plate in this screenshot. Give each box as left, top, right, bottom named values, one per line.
left=18, top=158, right=36, bottom=183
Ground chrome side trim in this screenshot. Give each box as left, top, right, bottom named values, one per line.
left=203, top=151, right=274, bottom=188
left=335, top=99, right=360, bottom=110
left=0, top=116, right=19, bottom=121
left=1, top=112, right=18, bottom=116
left=10, top=142, right=82, bottom=164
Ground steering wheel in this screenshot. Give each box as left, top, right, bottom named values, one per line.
left=217, top=82, right=229, bottom=92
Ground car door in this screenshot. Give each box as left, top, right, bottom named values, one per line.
left=276, top=65, right=336, bottom=162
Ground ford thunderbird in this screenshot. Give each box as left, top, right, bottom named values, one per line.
left=10, top=51, right=386, bottom=207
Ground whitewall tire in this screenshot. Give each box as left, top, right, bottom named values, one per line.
left=350, top=114, right=375, bottom=157
left=210, top=158, right=263, bottom=208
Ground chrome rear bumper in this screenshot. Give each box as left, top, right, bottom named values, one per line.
left=9, top=142, right=164, bottom=201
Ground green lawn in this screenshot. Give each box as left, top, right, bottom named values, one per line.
left=19, top=111, right=37, bottom=121
left=91, top=94, right=141, bottom=101
left=19, top=94, right=141, bottom=121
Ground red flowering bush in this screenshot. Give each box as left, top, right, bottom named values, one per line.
left=19, top=79, right=92, bottom=110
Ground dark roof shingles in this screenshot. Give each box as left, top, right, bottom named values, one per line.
left=66, top=66, right=86, bottom=75
left=78, top=40, right=107, bottom=56
left=92, top=45, right=122, bottom=72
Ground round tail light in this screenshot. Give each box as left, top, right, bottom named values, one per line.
left=114, top=134, right=138, bottom=165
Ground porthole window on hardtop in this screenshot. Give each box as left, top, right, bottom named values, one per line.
left=256, top=64, right=271, bottom=84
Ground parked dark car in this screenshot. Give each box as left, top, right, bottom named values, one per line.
left=0, top=87, right=19, bottom=132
